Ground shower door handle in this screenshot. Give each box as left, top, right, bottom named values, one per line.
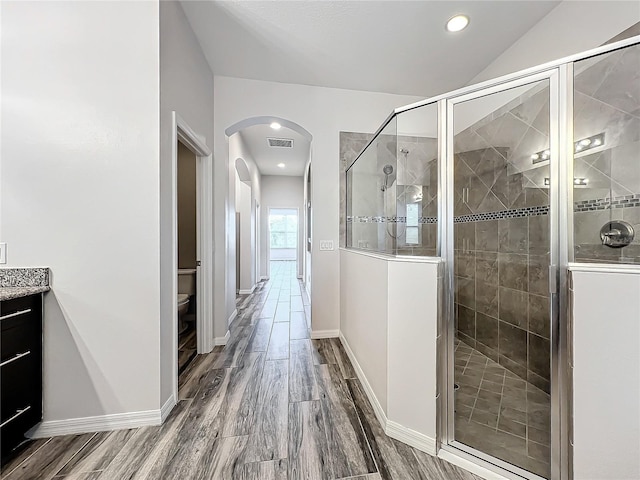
left=549, top=265, right=557, bottom=294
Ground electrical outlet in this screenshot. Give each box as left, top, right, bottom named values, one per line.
left=0, top=243, right=6, bottom=264
left=319, top=240, right=334, bottom=251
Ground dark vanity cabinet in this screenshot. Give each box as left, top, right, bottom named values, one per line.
left=0, top=294, right=43, bottom=463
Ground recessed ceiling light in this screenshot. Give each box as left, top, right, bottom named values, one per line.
left=277, top=163, right=285, bottom=168
left=270, top=122, right=281, bottom=130
left=446, top=14, right=469, bottom=32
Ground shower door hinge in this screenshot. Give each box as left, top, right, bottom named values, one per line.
left=549, top=265, right=557, bottom=294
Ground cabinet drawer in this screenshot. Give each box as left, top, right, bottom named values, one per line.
left=1, top=354, right=41, bottom=424
left=0, top=294, right=43, bottom=464
left=1, top=295, right=40, bottom=318
left=1, top=296, right=41, bottom=362
left=0, top=403, right=40, bottom=459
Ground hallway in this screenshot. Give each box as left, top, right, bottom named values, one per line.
left=2, top=261, right=480, bottom=480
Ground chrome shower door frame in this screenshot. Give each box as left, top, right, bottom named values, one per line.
left=439, top=68, right=564, bottom=480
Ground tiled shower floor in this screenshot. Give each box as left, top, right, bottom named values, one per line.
left=454, top=340, right=551, bottom=478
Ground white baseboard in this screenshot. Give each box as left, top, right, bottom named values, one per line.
left=340, top=333, right=509, bottom=480
left=339, top=332, right=437, bottom=457
left=215, top=330, right=230, bottom=346
left=28, top=408, right=161, bottom=439
left=310, top=329, right=339, bottom=339
left=238, top=284, right=256, bottom=295
left=227, top=309, right=238, bottom=327
left=160, top=395, right=176, bottom=423
left=338, top=333, right=387, bottom=430
left=386, top=420, right=437, bottom=455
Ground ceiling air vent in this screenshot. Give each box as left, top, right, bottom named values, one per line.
left=267, top=137, right=294, bottom=148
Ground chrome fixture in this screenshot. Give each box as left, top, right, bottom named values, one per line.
left=381, top=164, right=394, bottom=192
left=600, top=220, right=634, bottom=248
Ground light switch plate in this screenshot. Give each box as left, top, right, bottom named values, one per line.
left=319, top=240, right=334, bottom=251
left=0, top=243, right=6, bottom=264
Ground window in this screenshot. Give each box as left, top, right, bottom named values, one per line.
left=269, top=210, right=297, bottom=249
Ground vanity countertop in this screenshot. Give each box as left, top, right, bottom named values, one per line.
left=0, top=285, right=50, bottom=301
left=0, top=267, right=50, bottom=302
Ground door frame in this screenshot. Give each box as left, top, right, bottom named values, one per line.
left=171, top=112, right=213, bottom=401
left=439, top=68, right=564, bottom=480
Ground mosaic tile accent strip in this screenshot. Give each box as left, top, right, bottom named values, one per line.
left=347, top=215, right=437, bottom=224
left=349, top=192, right=640, bottom=226
left=454, top=206, right=550, bottom=224
left=0, top=267, right=50, bottom=287
left=574, top=193, right=640, bottom=212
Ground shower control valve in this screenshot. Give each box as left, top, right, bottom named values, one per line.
left=600, top=220, right=634, bottom=248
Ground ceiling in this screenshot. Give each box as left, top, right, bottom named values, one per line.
left=240, top=125, right=310, bottom=177
left=181, top=0, right=561, bottom=97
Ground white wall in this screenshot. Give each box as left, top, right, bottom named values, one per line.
left=469, top=1, right=640, bottom=84
left=236, top=179, right=254, bottom=292
left=340, top=250, right=389, bottom=411
left=261, top=176, right=304, bottom=278
left=340, top=249, right=440, bottom=451
left=214, top=76, right=420, bottom=335
left=571, top=268, right=640, bottom=480
left=387, top=260, right=438, bottom=444
left=1, top=1, right=161, bottom=420
left=160, top=0, right=215, bottom=401
left=303, top=161, right=312, bottom=297
left=228, top=133, right=261, bottom=321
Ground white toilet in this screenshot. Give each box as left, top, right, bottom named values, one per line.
left=177, top=268, right=196, bottom=332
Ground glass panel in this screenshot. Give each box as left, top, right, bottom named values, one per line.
left=395, top=103, right=439, bottom=256
left=270, top=232, right=285, bottom=248
left=452, top=79, right=551, bottom=478
left=346, top=104, right=439, bottom=257
left=269, top=209, right=297, bottom=249
left=285, top=232, right=297, bottom=248
left=573, top=43, right=640, bottom=264
left=285, top=215, right=298, bottom=231
left=346, top=117, right=397, bottom=253
left=270, top=214, right=285, bottom=232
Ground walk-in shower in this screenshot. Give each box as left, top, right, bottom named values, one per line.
left=346, top=103, right=439, bottom=256
left=345, top=36, right=640, bottom=480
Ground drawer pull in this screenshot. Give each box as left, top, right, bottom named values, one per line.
left=0, top=406, right=31, bottom=428
left=0, top=350, right=31, bottom=367
left=0, top=309, right=32, bottom=321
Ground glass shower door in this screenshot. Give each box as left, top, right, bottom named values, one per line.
left=447, top=73, right=556, bottom=479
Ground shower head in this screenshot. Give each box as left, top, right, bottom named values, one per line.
left=381, top=164, right=395, bottom=191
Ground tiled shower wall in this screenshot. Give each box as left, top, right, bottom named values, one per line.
left=396, top=137, right=438, bottom=257
left=340, top=131, right=373, bottom=248
left=341, top=131, right=438, bottom=256
left=454, top=82, right=552, bottom=393
left=454, top=208, right=551, bottom=393
left=572, top=43, right=640, bottom=264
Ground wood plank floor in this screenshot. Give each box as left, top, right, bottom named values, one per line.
left=1, top=261, right=481, bottom=480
